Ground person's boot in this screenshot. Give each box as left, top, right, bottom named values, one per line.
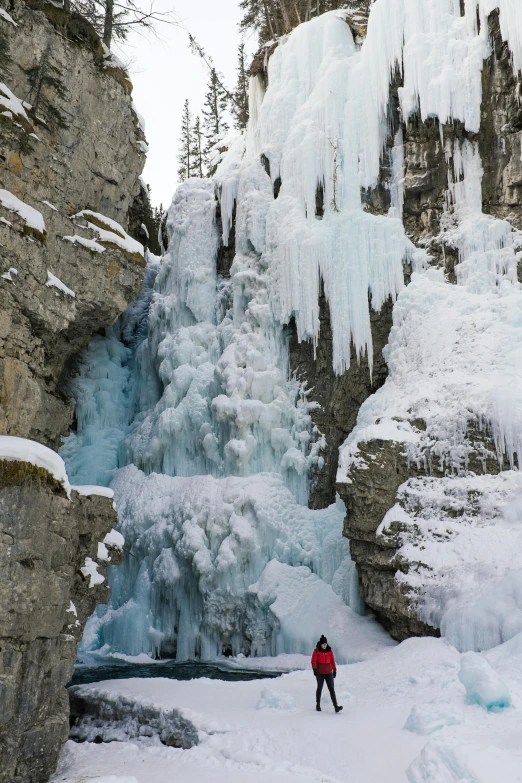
left=316, top=702, right=321, bottom=711
left=334, top=704, right=343, bottom=713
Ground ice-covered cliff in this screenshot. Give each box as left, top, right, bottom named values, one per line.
left=64, top=0, right=522, bottom=668
left=333, top=0, right=522, bottom=649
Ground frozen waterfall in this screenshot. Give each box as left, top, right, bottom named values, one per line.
left=63, top=174, right=386, bottom=662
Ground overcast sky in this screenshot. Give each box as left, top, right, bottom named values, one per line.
left=122, top=0, right=249, bottom=208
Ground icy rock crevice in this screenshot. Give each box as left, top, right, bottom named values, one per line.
left=288, top=284, right=394, bottom=509
left=61, top=257, right=160, bottom=487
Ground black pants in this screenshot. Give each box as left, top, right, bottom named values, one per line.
left=315, top=673, right=337, bottom=706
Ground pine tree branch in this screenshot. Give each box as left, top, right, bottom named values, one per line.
left=187, top=32, right=240, bottom=109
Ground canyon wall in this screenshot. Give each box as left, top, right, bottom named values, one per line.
left=0, top=0, right=146, bottom=448
left=0, top=1, right=145, bottom=779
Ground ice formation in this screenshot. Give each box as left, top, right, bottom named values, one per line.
left=406, top=739, right=522, bottom=783
left=332, top=0, right=522, bottom=462
left=458, top=652, right=511, bottom=711
left=404, top=704, right=464, bottom=736
left=62, top=0, right=522, bottom=661
left=256, top=688, right=297, bottom=712
left=79, top=468, right=387, bottom=661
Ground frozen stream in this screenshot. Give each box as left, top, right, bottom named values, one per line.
left=69, top=661, right=283, bottom=687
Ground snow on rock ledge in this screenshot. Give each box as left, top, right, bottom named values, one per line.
left=72, top=485, right=115, bottom=499
left=103, top=528, right=124, bottom=549
left=46, top=270, right=76, bottom=298
left=68, top=684, right=200, bottom=749
left=0, top=187, right=45, bottom=237
left=81, top=557, right=105, bottom=588
left=0, top=435, right=71, bottom=495
left=71, top=210, right=144, bottom=262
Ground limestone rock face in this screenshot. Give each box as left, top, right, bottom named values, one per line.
left=0, top=0, right=146, bottom=449
left=0, top=2, right=143, bottom=779
left=292, top=14, right=522, bottom=640
left=0, top=462, right=121, bottom=783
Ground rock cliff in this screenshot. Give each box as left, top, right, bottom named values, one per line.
left=0, top=0, right=146, bottom=448
left=0, top=1, right=145, bottom=779
left=0, top=464, right=121, bottom=783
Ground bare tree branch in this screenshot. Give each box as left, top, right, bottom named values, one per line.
left=70, top=0, right=181, bottom=48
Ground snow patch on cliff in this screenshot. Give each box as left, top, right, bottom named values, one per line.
left=0, top=436, right=71, bottom=495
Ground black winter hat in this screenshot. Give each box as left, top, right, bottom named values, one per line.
left=318, top=635, right=327, bottom=645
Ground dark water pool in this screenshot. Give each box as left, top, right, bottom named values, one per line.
left=69, top=660, right=283, bottom=687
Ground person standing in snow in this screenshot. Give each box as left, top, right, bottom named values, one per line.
left=311, top=635, right=343, bottom=713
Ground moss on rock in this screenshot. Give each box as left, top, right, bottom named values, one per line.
left=0, top=459, right=67, bottom=496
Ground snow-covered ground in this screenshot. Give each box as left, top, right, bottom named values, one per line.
left=52, top=634, right=522, bottom=783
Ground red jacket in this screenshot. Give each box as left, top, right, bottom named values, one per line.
left=311, top=647, right=336, bottom=675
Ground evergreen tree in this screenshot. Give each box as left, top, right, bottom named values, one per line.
left=202, top=68, right=229, bottom=160
left=190, top=116, right=206, bottom=178
left=27, top=43, right=68, bottom=131
left=177, top=99, right=192, bottom=182
left=232, top=41, right=249, bottom=132
left=239, top=0, right=276, bottom=45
